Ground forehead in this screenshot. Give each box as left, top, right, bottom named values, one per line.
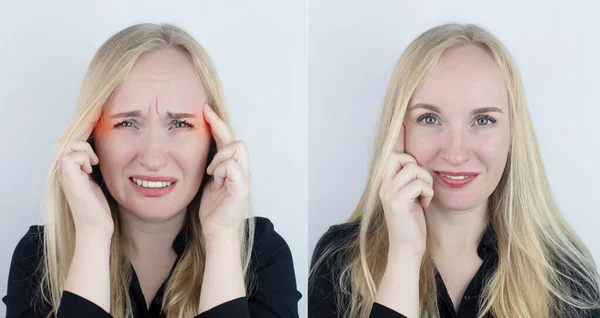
left=105, top=47, right=207, bottom=114
left=411, top=45, right=508, bottom=112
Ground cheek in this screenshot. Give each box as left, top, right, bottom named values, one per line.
left=404, top=129, right=443, bottom=166
left=95, top=134, right=136, bottom=177
left=177, top=132, right=212, bottom=175
left=477, top=134, right=510, bottom=172
left=181, top=141, right=210, bottom=169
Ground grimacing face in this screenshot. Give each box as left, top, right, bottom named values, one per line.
left=93, top=47, right=212, bottom=221
left=403, top=44, right=511, bottom=212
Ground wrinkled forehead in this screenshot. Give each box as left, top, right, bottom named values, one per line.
left=105, top=47, right=207, bottom=115
left=410, top=45, right=508, bottom=114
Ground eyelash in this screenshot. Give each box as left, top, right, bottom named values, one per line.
left=417, top=113, right=497, bottom=126
left=114, top=120, right=195, bottom=129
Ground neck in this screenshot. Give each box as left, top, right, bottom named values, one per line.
left=119, top=206, right=187, bottom=261
left=425, top=200, right=490, bottom=254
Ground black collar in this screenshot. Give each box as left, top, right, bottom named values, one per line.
left=172, top=228, right=187, bottom=256
left=476, top=222, right=498, bottom=261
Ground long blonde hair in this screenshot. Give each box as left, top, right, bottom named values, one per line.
left=310, top=23, right=600, bottom=318
left=37, top=23, right=255, bottom=318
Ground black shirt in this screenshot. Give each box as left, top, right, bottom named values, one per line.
left=3, top=217, right=301, bottom=317
left=309, top=222, right=600, bottom=318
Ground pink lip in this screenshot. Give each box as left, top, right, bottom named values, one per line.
left=130, top=175, right=178, bottom=182
left=129, top=178, right=177, bottom=198
left=434, top=171, right=479, bottom=177
left=434, top=171, right=479, bottom=189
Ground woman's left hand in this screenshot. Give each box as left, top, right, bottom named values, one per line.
left=199, top=103, right=250, bottom=244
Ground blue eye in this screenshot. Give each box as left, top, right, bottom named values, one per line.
left=417, top=113, right=497, bottom=127
left=475, top=115, right=496, bottom=126
left=172, top=120, right=194, bottom=129
left=114, top=120, right=134, bottom=128
left=113, top=120, right=194, bottom=129
left=417, top=113, right=440, bottom=125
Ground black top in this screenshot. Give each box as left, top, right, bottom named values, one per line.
left=309, top=222, right=600, bottom=318
left=3, top=217, right=301, bottom=318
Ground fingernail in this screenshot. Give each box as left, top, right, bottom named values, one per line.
left=204, top=103, right=213, bottom=113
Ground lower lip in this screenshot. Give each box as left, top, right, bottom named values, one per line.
left=435, top=172, right=478, bottom=189
left=130, top=178, right=176, bottom=197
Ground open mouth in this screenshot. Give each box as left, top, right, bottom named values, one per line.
left=434, top=171, right=478, bottom=188
left=129, top=177, right=177, bottom=189
left=129, top=177, right=177, bottom=198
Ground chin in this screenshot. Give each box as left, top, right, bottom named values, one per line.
left=123, top=201, right=187, bottom=221
left=431, top=192, right=481, bottom=212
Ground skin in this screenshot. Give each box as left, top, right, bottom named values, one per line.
left=94, top=46, right=212, bottom=307
left=95, top=46, right=211, bottom=223
left=63, top=46, right=249, bottom=313
left=376, top=44, right=511, bottom=315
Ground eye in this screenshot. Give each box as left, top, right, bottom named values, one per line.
left=172, top=120, right=194, bottom=129
left=114, top=120, right=134, bottom=128
left=417, top=113, right=440, bottom=125
left=474, top=115, right=497, bottom=126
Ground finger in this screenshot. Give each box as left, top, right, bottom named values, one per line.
left=212, top=159, right=247, bottom=190
left=63, top=152, right=93, bottom=175
left=381, top=152, right=418, bottom=191
left=206, top=141, right=249, bottom=175
left=389, top=162, right=434, bottom=193
left=68, top=141, right=99, bottom=165
left=203, top=103, right=234, bottom=150
left=393, top=123, right=406, bottom=153
left=421, top=192, right=434, bottom=209
left=396, top=179, right=434, bottom=208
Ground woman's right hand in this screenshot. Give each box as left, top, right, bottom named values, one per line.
left=379, top=124, right=434, bottom=259
left=58, top=137, right=113, bottom=236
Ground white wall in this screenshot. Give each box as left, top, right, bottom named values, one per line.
left=308, top=0, right=600, bottom=272
left=0, top=1, right=307, bottom=317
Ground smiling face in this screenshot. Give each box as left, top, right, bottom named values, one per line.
left=93, top=46, right=212, bottom=220
left=403, top=44, right=511, bottom=212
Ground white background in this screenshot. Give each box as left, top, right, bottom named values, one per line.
left=0, top=1, right=307, bottom=317
left=309, top=0, right=600, bottom=272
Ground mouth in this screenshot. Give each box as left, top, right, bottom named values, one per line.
left=129, top=176, right=178, bottom=198
left=434, top=171, right=479, bottom=189
left=129, top=177, right=177, bottom=188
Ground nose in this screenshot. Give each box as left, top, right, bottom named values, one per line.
left=439, top=128, right=472, bottom=166
left=136, top=129, right=168, bottom=171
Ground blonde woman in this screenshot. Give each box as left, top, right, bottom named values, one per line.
left=3, top=23, right=300, bottom=318
left=309, top=23, right=600, bottom=318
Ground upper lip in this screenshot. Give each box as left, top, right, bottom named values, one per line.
left=130, top=175, right=178, bottom=182
left=434, top=171, right=479, bottom=177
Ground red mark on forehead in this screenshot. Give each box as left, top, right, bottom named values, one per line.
left=92, top=115, right=111, bottom=139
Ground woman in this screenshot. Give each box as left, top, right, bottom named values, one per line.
left=309, top=23, right=600, bottom=318
left=3, top=23, right=300, bottom=318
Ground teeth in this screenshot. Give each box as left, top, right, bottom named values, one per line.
left=440, top=173, right=471, bottom=180
left=131, top=178, right=173, bottom=188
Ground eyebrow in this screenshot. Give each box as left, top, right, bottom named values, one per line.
left=109, top=110, right=197, bottom=119
left=409, top=103, right=504, bottom=116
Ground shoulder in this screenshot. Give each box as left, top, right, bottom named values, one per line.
left=245, top=217, right=301, bottom=299
left=246, top=217, right=291, bottom=259
left=311, top=221, right=359, bottom=267
left=309, top=221, right=359, bottom=294
left=10, top=225, right=45, bottom=269
left=3, top=225, right=47, bottom=315
left=308, top=222, right=358, bottom=316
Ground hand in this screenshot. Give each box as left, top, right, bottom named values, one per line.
left=58, top=128, right=113, bottom=237
left=379, top=124, right=434, bottom=259
left=199, top=104, right=250, bottom=243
